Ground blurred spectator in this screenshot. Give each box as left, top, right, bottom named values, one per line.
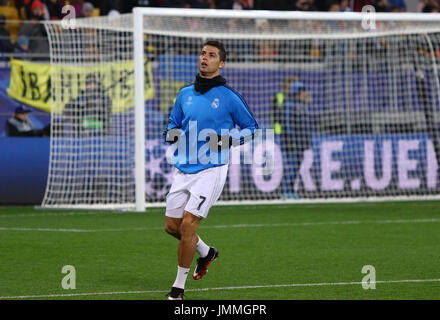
left=63, top=74, right=112, bottom=136
left=308, top=0, right=318, bottom=10
left=388, top=0, right=407, bottom=11
left=373, top=0, right=391, bottom=12
left=70, top=0, right=84, bottom=17
left=15, top=35, right=30, bottom=54
left=294, top=0, right=313, bottom=11
left=421, top=0, right=440, bottom=10
left=326, top=1, right=345, bottom=31
left=423, top=4, right=440, bottom=11
left=339, top=0, right=353, bottom=11
left=108, top=9, right=121, bottom=17
left=328, top=1, right=341, bottom=12
left=18, top=0, right=50, bottom=61
left=353, top=0, right=373, bottom=12
left=255, top=18, right=278, bottom=60
left=271, top=76, right=297, bottom=196
left=232, top=0, right=252, bottom=9
left=5, top=106, right=48, bottom=137
left=23, top=0, right=37, bottom=20
left=81, top=2, right=95, bottom=17
left=282, top=79, right=314, bottom=198
left=0, top=14, right=14, bottom=54
left=44, top=0, right=64, bottom=20
left=421, top=0, right=440, bottom=12
left=271, top=75, right=297, bottom=138
left=416, top=0, right=425, bottom=11
left=27, top=1, right=46, bottom=21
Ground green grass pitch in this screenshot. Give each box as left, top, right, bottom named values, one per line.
left=0, top=201, right=439, bottom=300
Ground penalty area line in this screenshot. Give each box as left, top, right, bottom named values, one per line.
left=1, top=278, right=440, bottom=300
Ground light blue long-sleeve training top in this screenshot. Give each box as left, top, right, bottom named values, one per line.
left=164, top=83, right=258, bottom=174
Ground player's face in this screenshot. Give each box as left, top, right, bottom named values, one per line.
left=16, top=113, right=28, bottom=121
left=198, top=45, right=225, bottom=78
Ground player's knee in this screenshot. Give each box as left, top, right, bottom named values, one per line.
left=180, top=216, right=198, bottom=238
left=179, top=220, right=192, bottom=236
left=164, top=224, right=177, bottom=235
left=166, top=220, right=183, bottom=237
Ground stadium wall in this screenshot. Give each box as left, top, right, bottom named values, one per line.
left=0, top=138, right=49, bottom=204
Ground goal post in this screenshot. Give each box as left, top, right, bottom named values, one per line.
left=40, top=8, right=440, bottom=211
left=134, top=9, right=146, bottom=212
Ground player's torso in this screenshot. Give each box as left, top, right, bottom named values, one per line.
left=179, top=86, right=234, bottom=132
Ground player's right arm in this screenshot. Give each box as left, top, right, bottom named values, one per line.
left=163, top=93, right=184, bottom=144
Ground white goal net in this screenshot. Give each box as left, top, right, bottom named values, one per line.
left=41, top=9, right=440, bottom=210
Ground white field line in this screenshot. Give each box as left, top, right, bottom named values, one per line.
left=0, top=218, right=439, bottom=233
left=0, top=211, right=151, bottom=218
left=1, top=278, right=440, bottom=300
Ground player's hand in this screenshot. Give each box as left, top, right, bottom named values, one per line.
left=207, top=132, right=231, bottom=152
left=165, top=127, right=182, bottom=144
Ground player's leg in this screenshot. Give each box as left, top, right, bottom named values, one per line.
left=165, top=171, right=210, bottom=299
left=165, top=170, right=190, bottom=300
left=165, top=215, right=210, bottom=260
left=167, top=210, right=201, bottom=300
left=164, top=186, right=212, bottom=250
left=166, top=214, right=211, bottom=300
left=178, top=211, right=202, bottom=268
left=167, top=165, right=228, bottom=299
left=164, top=168, right=189, bottom=239
left=186, top=165, right=228, bottom=280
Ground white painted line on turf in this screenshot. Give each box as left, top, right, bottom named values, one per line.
left=203, top=218, right=440, bottom=229
left=0, top=289, right=168, bottom=300
left=0, top=210, right=155, bottom=219
left=0, top=227, right=149, bottom=233
left=0, top=218, right=439, bottom=233
left=1, top=278, right=439, bottom=300
left=0, top=227, right=97, bottom=232
left=189, top=278, right=440, bottom=292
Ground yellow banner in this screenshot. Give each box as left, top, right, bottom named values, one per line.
left=7, top=58, right=154, bottom=114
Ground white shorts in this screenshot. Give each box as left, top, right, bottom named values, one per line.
left=165, top=164, right=229, bottom=219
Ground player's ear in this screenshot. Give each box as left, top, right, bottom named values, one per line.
left=219, top=61, right=225, bottom=69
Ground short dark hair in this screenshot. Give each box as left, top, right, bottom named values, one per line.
left=203, top=40, right=227, bottom=62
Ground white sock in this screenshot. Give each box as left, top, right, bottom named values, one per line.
left=172, top=266, right=190, bottom=290
left=196, top=236, right=210, bottom=258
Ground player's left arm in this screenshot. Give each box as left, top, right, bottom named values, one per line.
left=208, top=92, right=258, bottom=151
left=229, top=93, right=259, bottom=147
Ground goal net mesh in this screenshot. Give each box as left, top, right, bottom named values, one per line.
left=41, top=15, right=138, bottom=209
left=41, top=11, right=440, bottom=208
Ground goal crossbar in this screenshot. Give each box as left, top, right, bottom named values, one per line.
left=133, top=7, right=440, bottom=22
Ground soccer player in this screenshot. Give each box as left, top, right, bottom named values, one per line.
left=163, top=40, right=258, bottom=300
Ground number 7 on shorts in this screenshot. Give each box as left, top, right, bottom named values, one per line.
left=197, top=196, right=206, bottom=210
